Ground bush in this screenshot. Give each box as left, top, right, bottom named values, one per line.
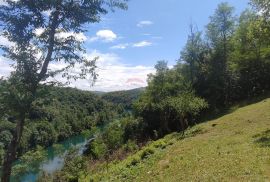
left=86, top=138, right=108, bottom=159
left=153, top=140, right=167, bottom=149
left=122, top=140, right=138, bottom=152
left=12, top=146, right=46, bottom=180
left=140, top=147, right=155, bottom=160
left=102, top=121, right=124, bottom=151
left=122, top=117, right=145, bottom=142
left=126, top=156, right=140, bottom=167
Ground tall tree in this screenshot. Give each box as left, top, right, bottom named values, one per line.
left=206, top=2, right=236, bottom=106
left=180, top=24, right=210, bottom=89
left=230, top=9, right=270, bottom=97
left=0, top=0, right=127, bottom=181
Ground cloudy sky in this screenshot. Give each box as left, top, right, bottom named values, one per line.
left=0, top=0, right=249, bottom=92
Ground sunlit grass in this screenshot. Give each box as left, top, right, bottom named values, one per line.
left=81, top=98, right=270, bottom=181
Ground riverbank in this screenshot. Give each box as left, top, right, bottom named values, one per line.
left=10, top=132, right=93, bottom=182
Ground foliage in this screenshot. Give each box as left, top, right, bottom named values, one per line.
left=102, top=88, right=144, bottom=110
left=85, top=116, right=142, bottom=160
left=0, top=86, right=124, bottom=158
left=0, top=131, right=13, bottom=149
left=0, top=144, right=5, bottom=166
left=29, top=121, right=57, bottom=148
left=58, top=149, right=87, bottom=182
left=83, top=98, right=270, bottom=181
left=134, top=61, right=207, bottom=137
left=12, top=146, right=46, bottom=181
left=85, top=138, right=108, bottom=160
left=134, top=1, right=270, bottom=141
left=38, top=148, right=87, bottom=182
left=230, top=10, right=270, bottom=98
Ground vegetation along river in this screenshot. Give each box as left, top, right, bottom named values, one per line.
left=11, top=134, right=90, bottom=182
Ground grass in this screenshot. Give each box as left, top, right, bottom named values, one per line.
left=81, top=98, right=270, bottom=182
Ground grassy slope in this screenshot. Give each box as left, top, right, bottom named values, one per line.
left=82, top=98, right=270, bottom=182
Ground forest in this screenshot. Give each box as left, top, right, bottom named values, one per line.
left=0, top=0, right=270, bottom=181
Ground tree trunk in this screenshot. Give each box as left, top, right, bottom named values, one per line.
left=1, top=117, right=25, bottom=182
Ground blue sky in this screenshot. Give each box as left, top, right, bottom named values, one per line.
left=84, top=0, right=250, bottom=66
left=0, top=0, right=251, bottom=91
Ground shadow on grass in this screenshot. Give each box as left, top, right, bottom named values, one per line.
left=253, top=130, right=270, bottom=148
left=200, top=92, right=270, bottom=123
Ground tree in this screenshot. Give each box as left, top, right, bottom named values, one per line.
left=230, top=9, right=270, bottom=97
left=206, top=2, right=236, bottom=106
left=0, top=0, right=127, bottom=181
left=134, top=60, right=206, bottom=137
left=180, top=24, right=204, bottom=85
left=251, top=0, right=270, bottom=19
left=207, top=2, right=235, bottom=59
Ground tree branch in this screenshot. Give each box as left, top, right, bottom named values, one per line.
left=38, top=10, right=60, bottom=81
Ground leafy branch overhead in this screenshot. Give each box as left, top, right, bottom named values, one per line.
left=0, top=0, right=127, bottom=84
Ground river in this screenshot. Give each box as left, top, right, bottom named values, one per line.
left=10, top=134, right=89, bottom=182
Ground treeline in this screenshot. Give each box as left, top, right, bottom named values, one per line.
left=101, top=88, right=144, bottom=110
left=0, top=86, right=124, bottom=163
left=134, top=1, right=270, bottom=138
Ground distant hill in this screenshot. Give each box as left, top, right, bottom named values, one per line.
left=101, top=88, right=145, bottom=109
left=91, top=91, right=106, bottom=96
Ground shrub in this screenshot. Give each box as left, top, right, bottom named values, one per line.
left=123, top=140, right=138, bottom=152
left=153, top=140, right=167, bottom=149
left=102, top=121, right=124, bottom=151
left=140, top=147, right=155, bottom=160
left=86, top=139, right=108, bottom=159
left=127, top=156, right=140, bottom=167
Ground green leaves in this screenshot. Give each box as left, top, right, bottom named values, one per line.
left=166, top=92, right=208, bottom=118
left=251, top=0, right=270, bottom=19
left=12, top=146, right=47, bottom=179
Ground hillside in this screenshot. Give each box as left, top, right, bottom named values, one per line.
left=101, top=88, right=145, bottom=109
left=0, top=86, right=122, bottom=159
left=83, top=98, right=270, bottom=181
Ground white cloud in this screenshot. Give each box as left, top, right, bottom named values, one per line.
left=111, top=40, right=155, bottom=49
left=80, top=50, right=154, bottom=91
left=137, top=21, right=153, bottom=28
left=56, top=32, right=87, bottom=42
left=110, top=43, right=129, bottom=50
left=47, top=50, right=155, bottom=92
left=34, top=28, right=45, bottom=36
left=0, top=0, right=18, bottom=6
left=0, top=35, right=15, bottom=47
left=42, top=10, right=52, bottom=17
left=0, top=56, right=14, bottom=78
left=89, top=29, right=117, bottom=42
left=0, top=49, right=154, bottom=92
left=34, top=28, right=87, bottom=42
left=133, top=41, right=152, bottom=47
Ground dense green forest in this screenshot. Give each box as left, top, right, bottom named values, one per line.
left=0, top=0, right=270, bottom=181
left=0, top=86, right=125, bottom=164
left=101, top=88, right=144, bottom=110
